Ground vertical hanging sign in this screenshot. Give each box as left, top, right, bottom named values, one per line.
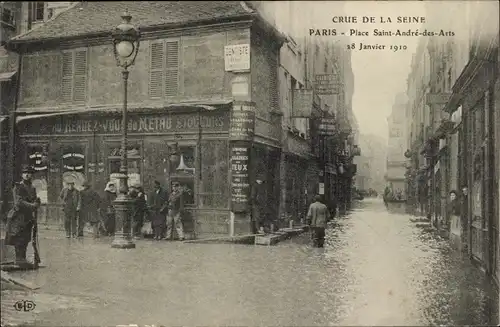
left=229, top=101, right=255, bottom=213
left=230, top=145, right=250, bottom=212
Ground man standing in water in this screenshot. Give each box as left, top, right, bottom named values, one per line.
left=306, top=195, right=330, bottom=248
left=4, top=165, right=41, bottom=267
left=59, top=181, right=81, bottom=238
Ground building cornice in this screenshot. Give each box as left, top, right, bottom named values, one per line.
left=8, top=15, right=256, bottom=53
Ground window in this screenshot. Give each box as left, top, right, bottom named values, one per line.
left=149, top=40, right=180, bottom=98
left=31, top=2, right=45, bottom=22
left=1, top=7, right=15, bottom=26
left=61, top=49, right=88, bottom=103
left=200, top=140, right=228, bottom=208
left=108, top=143, right=142, bottom=186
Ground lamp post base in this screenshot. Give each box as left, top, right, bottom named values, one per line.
left=111, top=187, right=136, bottom=249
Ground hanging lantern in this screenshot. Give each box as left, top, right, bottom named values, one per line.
left=404, top=149, right=412, bottom=158
left=168, top=142, right=180, bottom=163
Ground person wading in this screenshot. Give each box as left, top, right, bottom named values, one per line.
left=306, top=195, right=330, bottom=248
left=59, top=181, right=81, bottom=238
left=166, top=181, right=185, bottom=241
left=4, top=165, right=41, bottom=267
left=148, top=180, right=169, bottom=240
left=79, top=181, right=101, bottom=238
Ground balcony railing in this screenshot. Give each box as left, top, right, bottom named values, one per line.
left=0, top=7, right=16, bottom=28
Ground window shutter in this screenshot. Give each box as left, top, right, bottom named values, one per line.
left=73, top=50, right=88, bottom=102
left=61, top=52, right=73, bottom=102
left=149, top=42, right=164, bottom=98
left=165, top=41, right=179, bottom=97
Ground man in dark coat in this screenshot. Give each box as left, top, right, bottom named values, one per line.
left=5, top=165, right=41, bottom=266
left=59, top=181, right=81, bottom=238
left=79, top=181, right=101, bottom=238
left=147, top=180, right=169, bottom=240
left=129, top=184, right=147, bottom=239
left=306, top=195, right=330, bottom=248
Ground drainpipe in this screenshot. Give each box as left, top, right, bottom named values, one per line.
left=6, top=51, right=22, bottom=210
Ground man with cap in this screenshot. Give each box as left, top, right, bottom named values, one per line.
left=59, top=180, right=81, bottom=238
left=4, top=165, right=41, bottom=266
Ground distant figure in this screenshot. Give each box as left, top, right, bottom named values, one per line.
left=79, top=181, right=101, bottom=238
left=148, top=180, right=169, bottom=240
left=59, top=181, right=81, bottom=238
left=306, top=195, right=329, bottom=248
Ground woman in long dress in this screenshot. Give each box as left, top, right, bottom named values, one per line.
left=102, top=182, right=117, bottom=236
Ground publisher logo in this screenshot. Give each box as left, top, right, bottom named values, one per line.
left=13, top=300, right=36, bottom=312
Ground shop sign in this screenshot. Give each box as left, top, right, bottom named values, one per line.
left=292, top=89, right=314, bottom=118
left=314, top=74, right=339, bottom=95
left=230, top=145, right=250, bottom=212
left=224, top=44, right=250, bottom=72
left=29, top=152, right=48, bottom=171
left=62, top=152, right=85, bottom=171
left=318, top=118, right=336, bottom=135
left=24, top=112, right=229, bottom=135
left=230, top=110, right=255, bottom=141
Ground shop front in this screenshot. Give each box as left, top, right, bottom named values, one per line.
left=15, top=105, right=233, bottom=236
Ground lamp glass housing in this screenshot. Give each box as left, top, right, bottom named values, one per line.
left=116, top=41, right=134, bottom=58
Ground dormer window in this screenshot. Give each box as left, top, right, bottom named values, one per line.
left=31, top=2, right=45, bottom=22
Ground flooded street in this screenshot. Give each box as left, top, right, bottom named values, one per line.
left=2, top=198, right=498, bottom=326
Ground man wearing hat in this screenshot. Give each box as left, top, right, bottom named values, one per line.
left=59, top=180, right=81, bottom=238
left=4, top=165, right=41, bottom=266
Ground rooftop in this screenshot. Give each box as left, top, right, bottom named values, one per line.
left=10, top=1, right=254, bottom=43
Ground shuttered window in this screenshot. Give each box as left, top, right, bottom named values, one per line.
left=61, top=49, right=88, bottom=103
left=148, top=39, right=180, bottom=99
left=73, top=50, right=88, bottom=102
left=149, top=42, right=164, bottom=98
left=61, top=52, right=73, bottom=102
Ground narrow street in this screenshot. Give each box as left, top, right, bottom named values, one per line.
left=2, top=198, right=498, bottom=326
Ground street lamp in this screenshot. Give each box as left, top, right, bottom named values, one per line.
left=110, top=9, right=140, bottom=249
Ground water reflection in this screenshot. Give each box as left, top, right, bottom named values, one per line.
left=2, top=199, right=498, bottom=326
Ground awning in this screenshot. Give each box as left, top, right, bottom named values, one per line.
left=0, top=71, right=16, bottom=82
left=16, top=100, right=234, bottom=123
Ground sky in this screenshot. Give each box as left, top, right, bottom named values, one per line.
left=292, top=0, right=498, bottom=141
left=344, top=1, right=425, bottom=140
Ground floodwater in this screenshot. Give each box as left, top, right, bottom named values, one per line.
left=1, top=198, right=498, bottom=326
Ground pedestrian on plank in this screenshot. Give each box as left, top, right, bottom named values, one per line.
left=4, top=165, right=41, bottom=267
left=147, top=180, right=169, bottom=240
left=166, top=181, right=185, bottom=241
left=102, top=181, right=117, bottom=236
left=306, top=195, right=330, bottom=248
left=79, top=181, right=101, bottom=238
left=59, top=181, right=81, bottom=238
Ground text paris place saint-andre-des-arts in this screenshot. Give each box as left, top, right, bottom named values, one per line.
left=309, top=15, right=454, bottom=38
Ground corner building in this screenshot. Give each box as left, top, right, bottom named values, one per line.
left=6, top=1, right=286, bottom=237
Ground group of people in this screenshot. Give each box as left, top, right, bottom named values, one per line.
left=4, top=164, right=188, bottom=268
left=58, top=179, right=186, bottom=241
